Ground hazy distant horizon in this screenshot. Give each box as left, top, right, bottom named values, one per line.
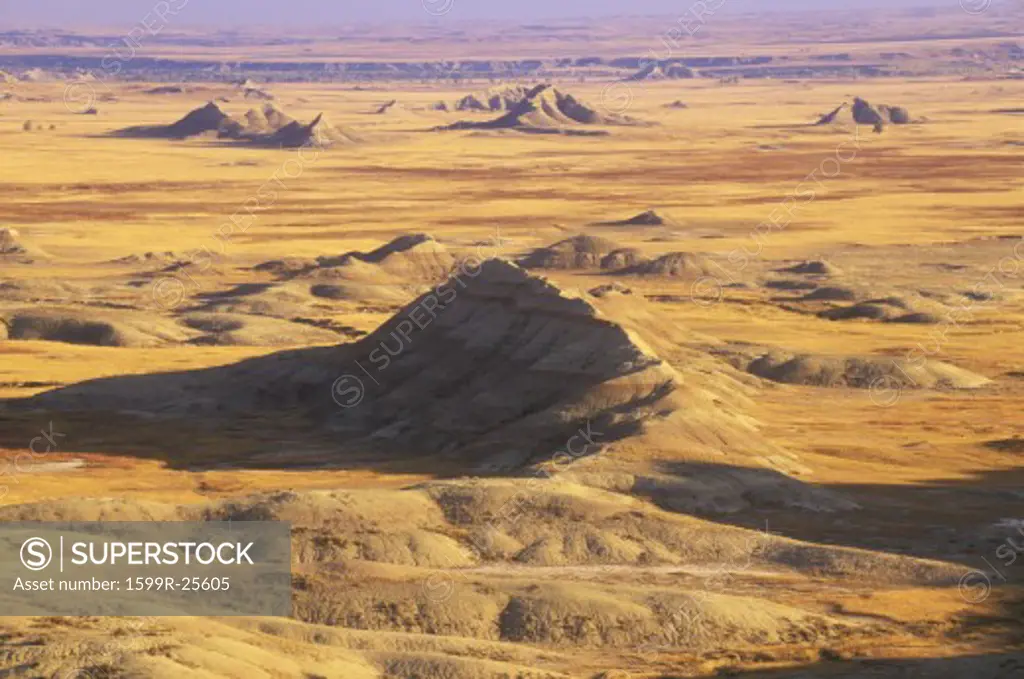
left=0, top=0, right=965, bottom=29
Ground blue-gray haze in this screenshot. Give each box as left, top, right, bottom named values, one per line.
left=1, top=0, right=956, bottom=28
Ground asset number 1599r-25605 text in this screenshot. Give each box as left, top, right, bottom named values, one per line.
left=125, top=577, right=230, bottom=591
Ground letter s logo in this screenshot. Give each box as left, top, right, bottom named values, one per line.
left=21, top=537, right=52, bottom=571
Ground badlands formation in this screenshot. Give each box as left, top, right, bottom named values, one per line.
left=0, top=4, right=1022, bottom=678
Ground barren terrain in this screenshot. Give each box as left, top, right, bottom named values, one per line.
left=0, top=4, right=1022, bottom=678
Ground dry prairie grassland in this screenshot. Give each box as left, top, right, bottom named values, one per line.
left=0, top=42, right=1022, bottom=679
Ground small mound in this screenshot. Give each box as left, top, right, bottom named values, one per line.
left=589, top=282, right=633, bottom=297
left=18, top=68, right=55, bottom=82
left=819, top=303, right=890, bottom=321
left=888, top=312, right=943, bottom=325
left=371, top=99, right=431, bottom=120
left=309, top=282, right=409, bottom=303
left=863, top=296, right=912, bottom=309
left=1, top=227, right=27, bottom=256
left=249, top=113, right=359, bottom=148
left=310, top=283, right=360, bottom=300
left=191, top=282, right=313, bottom=318
left=627, top=62, right=697, bottom=81
left=815, top=98, right=887, bottom=132
left=251, top=235, right=457, bottom=299
left=317, top=234, right=457, bottom=281
left=111, top=251, right=183, bottom=267
left=519, top=235, right=623, bottom=270
left=372, top=99, right=418, bottom=116
left=746, top=351, right=989, bottom=390
left=664, top=100, right=689, bottom=109
left=597, top=210, right=673, bottom=227
left=113, top=101, right=236, bottom=139
left=801, top=286, right=858, bottom=302
left=182, top=313, right=340, bottom=347
left=963, top=289, right=1000, bottom=302
left=765, top=279, right=819, bottom=292
left=0, top=280, right=83, bottom=302
left=852, top=97, right=886, bottom=129
left=879, top=104, right=912, bottom=124
left=311, top=257, right=399, bottom=284
left=143, top=85, right=186, bottom=95
left=815, top=103, right=848, bottom=125
left=353, top=234, right=438, bottom=264
left=2, top=310, right=189, bottom=348
left=0, top=227, right=48, bottom=263
left=454, top=84, right=535, bottom=112
left=664, top=63, right=697, bottom=78
left=985, top=436, right=1024, bottom=453
left=819, top=297, right=918, bottom=322
left=443, top=84, right=640, bottom=135
left=782, top=260, right=841, bottom=276
left=253, top=257, right=318, bottom=277
left=227, top=103, right=296, bottom=137
left=181, top=314, right=246, bottom=333
left=600, top=248, right=649, bottom=270
left=243, top=87, right=275, bottom=101
left=620, top=252, right=711, bottom=278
